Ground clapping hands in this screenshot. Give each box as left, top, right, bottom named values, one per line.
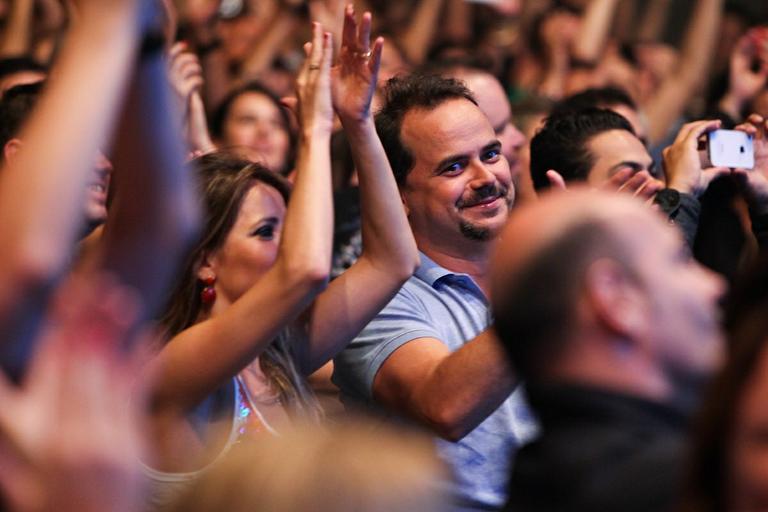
left=330, top=5, right=383, bottom=124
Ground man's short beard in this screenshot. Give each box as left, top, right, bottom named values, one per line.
left=459, top=221, right=492, bottom=241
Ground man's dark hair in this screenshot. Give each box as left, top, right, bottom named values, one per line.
left=375, top=73, right=477, bottom=187
left=0, top=57, right=47, bottom=82
left=492, top=219, right=632, bottom=385
left=550, top=86, right=637, bottom=118
left=0, top=81, right=44, bottom=161
left=529, top=108, right=634, bottom=190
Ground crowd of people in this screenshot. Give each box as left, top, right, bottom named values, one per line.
left=0, top=0, right=767, bottom=510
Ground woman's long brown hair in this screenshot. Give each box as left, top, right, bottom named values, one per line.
left=159, top=151, right=321, bottom=420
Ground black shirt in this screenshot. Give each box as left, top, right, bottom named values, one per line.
left=506, top=384, right=689, bottom=512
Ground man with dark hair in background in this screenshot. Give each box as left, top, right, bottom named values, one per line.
left=0, top=82, right=111, bottom=236
left=491, top=189, right=724, bottom=511
left=529, top=107, right=652, bottom=191
left=334, top=73, right=535, bottom=511
left=549, top=86, right=647, bottom=144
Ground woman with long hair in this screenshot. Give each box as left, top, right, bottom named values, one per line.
left=140, top=10, right=418, bottom=507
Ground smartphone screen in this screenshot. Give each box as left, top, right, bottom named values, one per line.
left=219, top=0, right=244, bottom=19
left=708, top=129, right=754, bottom=169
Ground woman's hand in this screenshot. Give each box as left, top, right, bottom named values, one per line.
left=330, top=5, right=383, bottom=124
left=168, top=42, right=204, bottom=111
left=293, top=21, right=334, bottom=137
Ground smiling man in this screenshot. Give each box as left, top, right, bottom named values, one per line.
left=333, top=74, right=536, bottom=511
left=0, top=81, right=111, bottom=237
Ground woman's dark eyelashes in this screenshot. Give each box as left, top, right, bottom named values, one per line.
left=251, top=224, right=275, bottom=238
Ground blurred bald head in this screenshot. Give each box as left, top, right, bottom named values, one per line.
left=491, top=190, right=643, bottom=383
left=491, top=188, right=724, bottom=397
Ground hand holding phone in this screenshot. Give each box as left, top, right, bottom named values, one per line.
left=708, top=129, right=754, bottom=169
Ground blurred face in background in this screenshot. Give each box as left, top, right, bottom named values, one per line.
left=220, top=91, right=291, bottom=174
left=457, top=71, right=526, bottom=183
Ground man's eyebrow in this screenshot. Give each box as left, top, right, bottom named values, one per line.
left=483, top=140, right=502, bottom=153
left=434, top=152, right=469, bottom=174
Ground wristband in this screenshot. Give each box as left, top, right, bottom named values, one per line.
left=654, top=188, right=682, bottom=218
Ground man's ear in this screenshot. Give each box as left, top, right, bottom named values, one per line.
left=3, top=138, right=22, bottom=163
left=583, top=258, right=648, bottom=340
left=399, top=189, right=410, bottom=216
left=546, top=169, right=567, bottom=191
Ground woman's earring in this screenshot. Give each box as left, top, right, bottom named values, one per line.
left=200, top=275, right=216, bottom=305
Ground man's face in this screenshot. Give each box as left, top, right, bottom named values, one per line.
left=623, top=212, right=724, bottom=382
left=400, top=98, right=513, bottom=248
left=586, top=129, right=655, bottom=184
left=463, top=74, right=525, bottom=182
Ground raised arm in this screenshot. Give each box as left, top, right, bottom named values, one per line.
left=0, top=0, right=35, bottom=57
left=643, top=0, right=724, bottom=146
left=635, top=0, right=672, bottom=43
left=397, top=0, right=445, bottom=66
left=168, top=42, right=217, bottom=155
left=93, top=17, right=200, bottom=326
left=146, top=23, right=335, bottom=412
left=302, top=6, right=419, bottom=373
left=238, top=4, right=302, bottom=82
left=0, top=0, right=143, bottom=374
left=571, top=0, right=620, bottom=64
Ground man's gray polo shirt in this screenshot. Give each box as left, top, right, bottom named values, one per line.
left=333, top=252, right=536, bottom=511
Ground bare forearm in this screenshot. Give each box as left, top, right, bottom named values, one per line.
left=538, top=54, right=569, bottom=100
left=240, top=10, right=299, bottom=81
left=417, top=330, right=515, bottom=440
left=0, top=10, right=139, bottom=304
left=342, top=116, right=417, bottom=275
left=636, top=0, right=671, bottom=42
left=644, top=0, right=722, bottom=144
left=398, top=0, right=445, bottom=65
left=377, top=329, right=517, bottom=442
left=304, top=117, right=417, bottom=372
left=279, top=131, right=334, bottom=280
left=99, top=52, right=199, bottom=319
left=678, top=0, right=723, bottom=84
left=200, top=50, right=231, bottom=112
left=444, top=0, right=472, bottom=45
left=0, top=0, right=35, bottom=56
left=188, top=92, right=217, bottom=153
left=572, top=0, right=620, bottom=62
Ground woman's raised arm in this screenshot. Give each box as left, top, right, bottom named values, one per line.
left=303, top=6, right=419, bottom=373
left=146, top=22, right=336, bottom=413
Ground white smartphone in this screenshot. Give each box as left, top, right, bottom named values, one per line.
left=708, top=129, right=754, bottom=169
left=218, top=0, right=244, bottom=19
